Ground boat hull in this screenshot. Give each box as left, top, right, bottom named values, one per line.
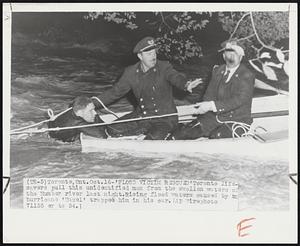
left=80, top=133, right=288, bottom=160
left=81, top=95, right=289, bottom=160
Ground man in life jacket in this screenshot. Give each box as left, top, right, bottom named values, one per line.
left=48, top=96, right=107, bottom=142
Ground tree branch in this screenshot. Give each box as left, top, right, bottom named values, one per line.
left=217, top=33, right=255, bottom=52
left=164, top=13, right=174, bottom=21
left=236, top=33, right=255, bottom=42
left=250, top=12, right=277, bottom=51
left=229, top=12, right=250, bottom=40
left=251, top=45, right=264, bottom=58
left=159, top=12, right=176, bottom=32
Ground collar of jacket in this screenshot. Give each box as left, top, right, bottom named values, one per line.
left=134, top=61, right=160, bottom=99
left=225, top=64, right=239, bottom=74
left=219, top=63, right=244, bottom=81
left=136, top=61, right=159, bottom=74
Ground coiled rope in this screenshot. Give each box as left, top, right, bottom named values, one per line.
left=215, top=115, right=253, bottom=138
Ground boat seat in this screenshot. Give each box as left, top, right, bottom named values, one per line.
left=253, top=129, right=289, bottom=143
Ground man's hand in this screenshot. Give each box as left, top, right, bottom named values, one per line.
left=194, top=101, right=214, bottom=114
left=185, top=78, right=203, bottom=93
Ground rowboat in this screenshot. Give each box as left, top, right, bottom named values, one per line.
left=80, top=95, right=289, bottom=160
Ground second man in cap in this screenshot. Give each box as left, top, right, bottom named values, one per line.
left=91, top=36, right=202, bottom=140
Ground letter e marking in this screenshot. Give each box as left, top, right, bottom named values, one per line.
left=237, top=217, right=256, bottom=237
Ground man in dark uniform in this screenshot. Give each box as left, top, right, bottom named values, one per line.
left=91, top=37, right=202, bottom=140
left=170, top=40, right=255, bottom=139
left=48, top=96, right=107, bottom=142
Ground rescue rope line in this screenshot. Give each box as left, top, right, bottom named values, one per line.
left=10, top=112, right=189, bottom=135
left=10, top=107, right=72, bottom=133
left=91, top=96, right=119, bottom=119
left=47, top=107, right=72, bottom=121
left=11, top=97, right=116, bottom=133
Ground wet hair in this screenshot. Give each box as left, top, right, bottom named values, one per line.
left=72, top=96, right=93, bottom=113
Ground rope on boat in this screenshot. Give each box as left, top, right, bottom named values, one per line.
left=215, top=115, right=277, bottom=141
left=215, top=115, right=252, bottom=138
left=10, top=112, right=188, bottom=135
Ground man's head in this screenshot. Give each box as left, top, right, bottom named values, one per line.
left=72, top=96, right=97, bottom=123
left=133, top=37, right=157, bottom=71
left=222, top=40, right=245, bottom=68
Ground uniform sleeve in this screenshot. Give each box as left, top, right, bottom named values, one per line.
left=214, top=71, right=255, bottom=114
left=203, top=66, right=219, bottom=101
left=92, top=69, right=132, bottom=109
left=164, top=62, right=187, bottom=91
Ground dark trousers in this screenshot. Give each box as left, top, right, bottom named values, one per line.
left=106, top=111, right=176, bottom=140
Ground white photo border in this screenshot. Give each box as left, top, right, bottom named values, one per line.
left=3, top=3, right=297, bottom=243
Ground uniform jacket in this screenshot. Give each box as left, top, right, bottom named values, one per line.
left=203, top=63, right=255, bottom=123
left=48, top=110, right=106, bottom=142
left=94, top=60, right=187, bottom=127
